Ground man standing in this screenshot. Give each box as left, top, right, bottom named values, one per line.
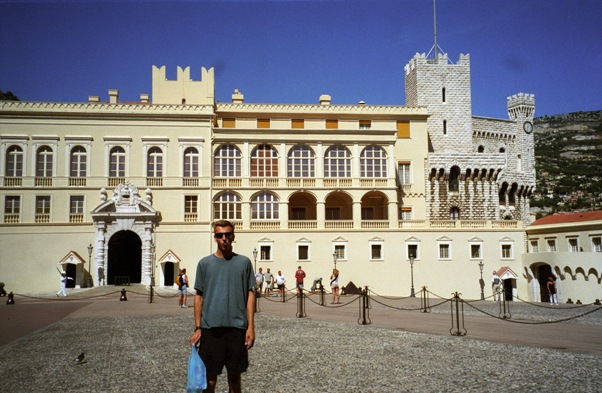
left=491, top=270, right=501, bottom=301
left=275, top=270, right=286, bottom=297
left=263, top=268, right=273, bottom=296
left=294, top=266, right=306, bottom=296
left=255, top=267, right=264, bottom=296
left=189, top=220, right=256, bottom=393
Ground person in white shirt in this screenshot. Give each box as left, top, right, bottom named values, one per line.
left=491, top=271, right=501, bottom=301
left=275, top=271, right=286, bottom=297
left=255, top=267, right=264, bottom=294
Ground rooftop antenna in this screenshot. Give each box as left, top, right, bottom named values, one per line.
left=433, top=0, right=438, bottom=62
left=426, top=0, right=447, bottom=63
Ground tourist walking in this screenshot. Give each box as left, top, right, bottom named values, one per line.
left=330, top=268, right=340, bottom=304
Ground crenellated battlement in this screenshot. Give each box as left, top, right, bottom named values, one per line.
left=152, top=66, right=215, bottom=105
left=507, top=93, right=535, bottom=120
left=404, top=52, right=470, bottom=75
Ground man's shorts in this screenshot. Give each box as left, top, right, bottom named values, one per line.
left=199, top=327, right=248, bottom=375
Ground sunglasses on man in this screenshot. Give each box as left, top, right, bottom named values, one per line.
left=214, top=232, right=234, bottom=239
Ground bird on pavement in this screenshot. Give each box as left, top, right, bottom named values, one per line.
left=74, top=352, right=85, bottom=364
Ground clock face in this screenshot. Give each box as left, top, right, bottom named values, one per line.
left=523, top=121, right=533, bottom=134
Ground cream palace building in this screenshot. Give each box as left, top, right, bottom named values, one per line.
left=1, top=51, right=550, bottom=301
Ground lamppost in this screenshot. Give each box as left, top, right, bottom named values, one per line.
left=333, top=251, right=337, bottom=270
left=87, top=243, right=93, bottom=288
left=478, top=260, right=485, bottom=300
left=150, top=244, right=156, bottom=303
left=409, top=256, right=415, bottom=297
left=253, top=248, right=258, bottom=272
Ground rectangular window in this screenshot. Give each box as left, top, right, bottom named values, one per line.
left=69, top=195, right=85, bottom=223
left=371, top=244, right=382, bottom=260
left=359, top=120, right=371, bottom=129
left=260, top=245, right=271, bottom=261
left=361, top=207, right=374, bottom=220
left=407, top=244, right=418, bottom=260
left=291, top=207, right=306, bottom=220
left=326, top=119, right=338, bottom=129
left=35, top=195, right=51, bottom=223
left=184, top=195, right=198, bottom=222
left=547, top=239, right=556, bottom=252
left=439, top=243, right=450, bottom=259
left=334, top=244, right=346, bottom=260
left=397, top=121, right=410, bottom=138
left=298, top=245, right=309, bottom=261
left=398, top=162, right=411, bottom=184
left=292, top=119, right=305, bottom=129
left=257, top=119, right=270, bottom=129
left=325, top=208, right=340, bottom=220
left=400, top=207, right=413, bottom=220
left=470, top=244, right=481, bottom=259
left=501, top=244, right=513, bottom=259
left=443, top=120, right=447, bottom=135
left=222, top=118, right=236, bottom=128
left=530, top=240, right=539, bottom=253
left=5, top=196, right=20, bottom=213
left=592, top=237, right=602, bottom=253
left=568, top=238, right=579, bottom=252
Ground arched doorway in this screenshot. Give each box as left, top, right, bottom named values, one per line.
left=65, top=263, right=77, bottom=288
left=107, top=230, right=142, bottom=285
left=164, top=262, right=175, bottom=286
left=533, top=263, right=553, bottom=303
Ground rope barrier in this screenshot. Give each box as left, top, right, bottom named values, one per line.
left=462, top=298, right=602, bottom=325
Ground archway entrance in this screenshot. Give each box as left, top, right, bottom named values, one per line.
left=164, top=262, right=175, bottom=286
left=65, top=264, right=77, bottom=288
left=107, top=230, right=142, bottom=285
left=535, top=264, right=553, bottom=303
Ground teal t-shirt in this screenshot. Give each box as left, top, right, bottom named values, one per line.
left=194, top=253, right=255, bottom=330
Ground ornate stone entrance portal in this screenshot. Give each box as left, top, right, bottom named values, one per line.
left=91, top=184, right=160, bottom=286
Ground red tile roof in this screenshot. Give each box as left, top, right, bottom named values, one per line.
left=531, top=210, right=602, bottom=226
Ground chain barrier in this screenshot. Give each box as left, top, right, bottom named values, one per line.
left=450, top=292, right=467, bottom=336
left=511, top=294, right=597, bottom=309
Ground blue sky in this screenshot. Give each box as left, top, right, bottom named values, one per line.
left=0, top=0, right=600, bottom=119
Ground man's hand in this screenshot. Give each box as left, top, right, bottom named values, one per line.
left=189, top=329, right=201, bottom=346
left=245, top=327, right=255, bottom=350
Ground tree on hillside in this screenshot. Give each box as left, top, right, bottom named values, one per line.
left=0, top=90, right=20, bottom=101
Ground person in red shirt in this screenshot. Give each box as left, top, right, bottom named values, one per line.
left=294, top=266, right=306, bottom=296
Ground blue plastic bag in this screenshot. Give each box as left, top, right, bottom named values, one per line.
left=186, top=344, right=207, bottom=392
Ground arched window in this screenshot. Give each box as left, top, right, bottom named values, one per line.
left=147, top=147, right=163, bottom=178
left=288, top=145, right=315, bottom=177
left=213, top=192, right=242, bottom=220
left=70, top=146, right=87, bottom=178
left=477, top=146, right=484, bottom=153
left=360, top=146, right=387, bottom=178
left=183, top=147, right=199, bottom=178
left=251, top=145, right=278, bottom=177
left=214, top=144, right=241, bottom=177
left=36, top=146, right=53, bottom=177
left=450, top=207, right=460, bottom=221
left=5, top=145, right=23, bottom=177
left=449, top=166, right=460, bottom=192
left=324, top=145, right=351, bottom=178
left=109, top=146, right=126, bottom=177
left=251, top=192, right=279, bottom=220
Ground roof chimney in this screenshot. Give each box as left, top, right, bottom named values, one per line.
left=232, top=89, right=244, bottom=104
left=140, top=94, right=149, bottom=103
left=108, top=89, right=119, bottom=104
left=88, top=96, right=100, bottom=103
left=319, top=94, right=331, bottom=105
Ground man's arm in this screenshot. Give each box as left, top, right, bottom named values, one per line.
left=245, top=290, right=255, bottom=350
left=189, top=289, right=203, bottom=345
